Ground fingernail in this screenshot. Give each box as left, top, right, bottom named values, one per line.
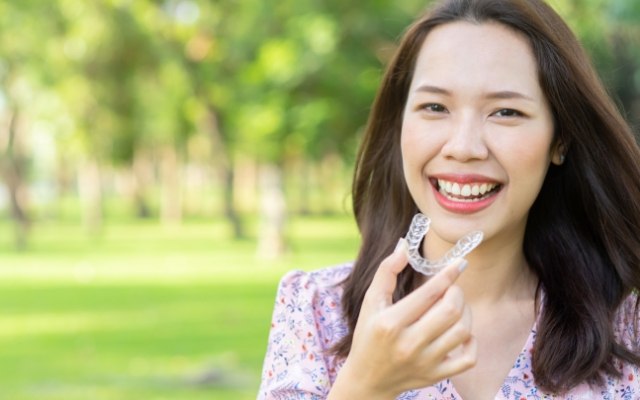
left=458, top=259, right=469, bottom=273
left=394, top=238, right=407, bottom=254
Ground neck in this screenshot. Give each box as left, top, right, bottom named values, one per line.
left=457, top=242, right=537, bottom=305
left=423, top=230, right=538, bottom=305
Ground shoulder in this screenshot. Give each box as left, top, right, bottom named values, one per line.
left=615, top=291, right=640, bottom=347
left=616, top=291, right=639, bottom=319
left=277, top=263, right=353, bottom=294
left=271, top=262, right=353, bottom=336
left=575, top=292, right=640, bottom=398
left=259, top=263, right=353, bottom=399
left=273, top=263, right=353, bottom=331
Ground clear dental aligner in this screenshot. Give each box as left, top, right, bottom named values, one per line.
left=404, top=213, right=484, bottom=276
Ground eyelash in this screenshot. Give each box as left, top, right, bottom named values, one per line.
left=419, top=103, right=448, bottom=113
left=417, top=104, right=524, bottom=118
left=492, top=108, right=523, bottom=118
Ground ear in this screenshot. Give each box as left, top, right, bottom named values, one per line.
left=551, top=141, right=566, bottom=165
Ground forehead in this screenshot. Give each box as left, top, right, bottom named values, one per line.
left=411, top=21, right=541, bottom=94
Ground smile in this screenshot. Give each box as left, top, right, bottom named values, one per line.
left=435, top=179, right=502, bottom=202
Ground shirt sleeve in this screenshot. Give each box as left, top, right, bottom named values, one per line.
left=257, top=270, right=339, bottom=400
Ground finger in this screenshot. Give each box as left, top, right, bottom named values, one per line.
left=461, top=302, right=472, bottom=331
left=365, top=238, right=410, bottom=308
left=425, top=302, right=472, bottom=361
left=388, top=257, right=468, bottom=326
left=432, top=336, right=477, bottom=380
left=406, top=285, right=467, bottom=346
left=446, top=305, right=473, bottom=358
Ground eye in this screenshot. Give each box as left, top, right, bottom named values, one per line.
left=419, top=103, right=448, bottom=113
left=492, top=108, right=523, bottom=118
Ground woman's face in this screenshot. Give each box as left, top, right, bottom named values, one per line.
left=401, top=21, right=559, bottom=252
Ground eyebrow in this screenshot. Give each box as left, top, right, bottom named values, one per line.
left=414, top=84, right=535, bottom=101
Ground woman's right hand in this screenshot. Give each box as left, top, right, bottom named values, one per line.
left=328, top=238, right=477, bottom=399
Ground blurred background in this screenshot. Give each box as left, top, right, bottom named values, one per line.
left=0, top=0, right=637, bottom=399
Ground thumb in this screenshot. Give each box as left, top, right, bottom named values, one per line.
left=368, top=238, right=410, bottom=307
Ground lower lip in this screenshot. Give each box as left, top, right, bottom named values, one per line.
left=432, top=184, right=500, bottom=214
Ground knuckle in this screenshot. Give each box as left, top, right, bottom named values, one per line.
left=394, top=341, right=416, bottom=363
left=442, top=267, right=459, bottom=285
left=446, top=284, right=464, bottom=300
left=379, top=252, right=402, bottom=271
left=378, top=256, right=394, bottom=271
left=460, top=339, right=478, bottom=369
left=440, top=301, right=462, bottom=320
left=452, top=322, right=472, bottom=342
left=430, top=275, right=451, bottom=293
left=461, top=353, right=478, bottom=369
left=372, top=317, right=400, bottom=338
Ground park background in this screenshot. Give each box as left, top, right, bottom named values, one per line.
left=0, top=0, right=637, bottom=399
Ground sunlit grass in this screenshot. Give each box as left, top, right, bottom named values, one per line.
left=0, top=214, right=359, bottom=399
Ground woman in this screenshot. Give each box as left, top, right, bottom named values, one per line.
left=258, top=0, right=640, bottom=398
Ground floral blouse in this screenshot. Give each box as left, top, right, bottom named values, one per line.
left=258, top=263, right=640, bottom=399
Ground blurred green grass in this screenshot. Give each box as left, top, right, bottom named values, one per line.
left=0, top=215, right=359, bottom=399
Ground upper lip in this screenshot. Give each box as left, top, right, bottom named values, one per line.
left=429, top=173, right=503, bottom=185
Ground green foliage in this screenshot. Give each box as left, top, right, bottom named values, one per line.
left=0, top=215, right=359, bottom=399
left=0, top=0, right=636, bottom=230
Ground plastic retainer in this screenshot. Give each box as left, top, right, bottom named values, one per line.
left=404, top=213, right=483, bottom=276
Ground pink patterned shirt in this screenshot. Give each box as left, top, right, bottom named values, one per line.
left=258, top=263, right=640, bottom=399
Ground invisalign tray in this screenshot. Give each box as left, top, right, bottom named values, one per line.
left=405, top=213, right=483, bottom=276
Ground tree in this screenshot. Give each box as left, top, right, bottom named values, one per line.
left=0, top=1, right=64, bottom=248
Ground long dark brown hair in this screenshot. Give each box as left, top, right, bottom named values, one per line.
left=333, top=0, right=640, bottom=393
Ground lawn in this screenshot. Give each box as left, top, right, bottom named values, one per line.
left=0, top=215, right=360, bottom=399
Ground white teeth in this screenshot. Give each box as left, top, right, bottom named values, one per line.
left=437, top=179, right=499, bottom=200
left=461, top=184, right=471, bottom=196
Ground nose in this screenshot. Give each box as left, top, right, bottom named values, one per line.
left=440, top=113, right=489, bottom=161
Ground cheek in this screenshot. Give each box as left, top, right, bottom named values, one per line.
left=401, top=133, right=426, bottom=187
left=401, top=118, right=441, bottom=169
left=496, top=134, right=552, bottom=192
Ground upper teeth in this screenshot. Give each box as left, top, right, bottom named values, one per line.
left=437, top=179, right=498, bottom=198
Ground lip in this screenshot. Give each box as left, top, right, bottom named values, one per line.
left=429, top=173, right=503, bottom=214
left=430, top=173, right=499, bottom=184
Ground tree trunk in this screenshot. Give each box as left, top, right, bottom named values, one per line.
left=295, top=158, right=312, bottom=215
left=55, top=153, right=75, bottom=211
left=1, top=108, right=30, bottom=250
left=131, top=151, right=152, bottom=219
left=223, top=164, right=244, bottom=238
left=233, top=156, right=258, bottom=213
left=160, top=145, right=182, bottom=225
left=256, top=163, right=287, bottom=259
left=78, top=157, right=103, bottom=235
left=204, top=105, right=245, bottom=238
left=319, top=153, right=345, bottom=215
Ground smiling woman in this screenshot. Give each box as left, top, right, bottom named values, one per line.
left=258, top=0, right=640, bottom=399
left=401, top=21, right=557, bottom=249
